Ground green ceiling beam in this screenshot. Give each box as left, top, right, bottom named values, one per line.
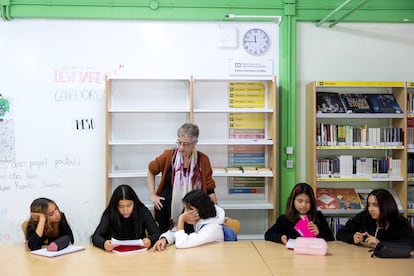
left=1, top=1, right=285, bottom=21
left=2, top=1, right=414, bottom=23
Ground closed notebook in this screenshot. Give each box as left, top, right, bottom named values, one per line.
left=112, top=245, right=147, bottom=255
left=294, top=216, right=316, bottom=238
left=31, top=245, right=85, bottom=258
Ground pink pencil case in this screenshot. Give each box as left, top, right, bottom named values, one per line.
left=294, top=237, right=328, bottom=256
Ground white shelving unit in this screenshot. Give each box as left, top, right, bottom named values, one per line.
left=105, top=75, right=278, bottom=239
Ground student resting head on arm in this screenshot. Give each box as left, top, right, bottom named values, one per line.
left=152, top=190, right=225, bottom=251
left=264, top=182, right=335, bottom=245
left=25, top=197, right=74, bottom=251
left=91, top=184, right=161, bottom=251
left=336, top=188, right=413, bottom=248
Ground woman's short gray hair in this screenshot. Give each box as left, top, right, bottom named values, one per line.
left=177, top=123, right=199, bottom=142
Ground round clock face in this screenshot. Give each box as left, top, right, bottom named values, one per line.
left=242, top=28, right=270, bottom=56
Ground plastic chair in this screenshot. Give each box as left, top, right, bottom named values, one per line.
left=21, top=220, right=29, bottom=240
left=224, top=218, right=240, bottom=235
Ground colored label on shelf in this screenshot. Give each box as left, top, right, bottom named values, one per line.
left=316, top=81, right=404, bottom=87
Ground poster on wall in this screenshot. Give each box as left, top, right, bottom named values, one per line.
left=0, top=94, right=14, bottom=162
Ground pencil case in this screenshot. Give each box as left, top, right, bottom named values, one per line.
left=294, top=237, right=328, bottom=256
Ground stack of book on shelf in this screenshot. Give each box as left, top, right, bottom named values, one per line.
left=316, top=92, right=403, bottom=114
left=228, top=146, right=265, bottom=168
left=228, top=177, right=265, bottom=194
left=228, top=81, right=266, bottom=139
left=408, top=158, right=414, bottom=178
left=228, top=113, right=265, bottom=139
left=227, top=82, right=268, bottom=195
left=408, top=186, right=414, bottom=214
left=227, top=145, right=266, bottom=194
left=316, top=123, right=403, bottom=147
left=407, top=119, right=414, bottom=151
left=316, top=156, right=401, bottom=179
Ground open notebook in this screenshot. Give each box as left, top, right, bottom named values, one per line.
left=31, top=245, right=85, bottom=258
left=111, top=238, right=147, bottom=255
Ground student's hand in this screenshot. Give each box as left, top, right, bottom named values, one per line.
left=353, top=231, right=367, bottom=244
left=103, top=239, right=116, bottom=252
left=308, top=221, right=319, bottom=236
left=152, top=238, right=167, bottom=252
left=47, top=242, right=58, bottom=251
left=181, top=209, right=199, bottom=224
left=31, top=212, right=46, bottom=221
left=281, top=235, right=288, bottom=245
left=363, top=233, right=379, bottom=248
left=142, top=238, right=151, bottom=248
left=150, top=194, right=165, bottom=210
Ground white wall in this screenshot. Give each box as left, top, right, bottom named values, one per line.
left=0, top=19, right=278, bottom=243
left=296, top=22, right=414, bottom=181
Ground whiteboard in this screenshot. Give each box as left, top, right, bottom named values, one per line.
left=0, top=19, right=279, bottom=243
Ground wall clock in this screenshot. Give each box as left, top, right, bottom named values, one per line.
left=242, top=28, right=270, bottom=56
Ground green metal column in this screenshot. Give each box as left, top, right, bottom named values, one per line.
left=278, top=3, right=297, bottom=214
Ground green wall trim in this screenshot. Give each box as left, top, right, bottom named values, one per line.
left=278, top=15, right=296, bottom=213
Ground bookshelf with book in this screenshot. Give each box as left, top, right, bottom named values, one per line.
left=192, top=77, right=277, bottom=239
left=406, top=82, right=414, bottom=226
left=305, top=81, right=408, bottom=222
left=105, top=76, right=278, bottom=239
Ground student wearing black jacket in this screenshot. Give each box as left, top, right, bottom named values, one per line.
left=265, top=183, right=335, bottom=244
left=25, top=197, right=74, bottom=251
left=91, top=184, right=160, bottom=251
left=336, top=189, right=413, bottom=248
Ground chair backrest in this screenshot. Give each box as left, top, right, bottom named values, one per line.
left=21, top=220, right=29, bottom=240
left=224, top=218, right=240, bottom=235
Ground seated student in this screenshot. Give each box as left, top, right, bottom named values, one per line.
left=25, top=197, right=74, bottom=251
left=336, top=188, right=413, bottom=248
left=152, top=190, right=224, bottom=250
left=265, top=183, right=335, bottom=244
left=91, top=184, right=161, bottom=251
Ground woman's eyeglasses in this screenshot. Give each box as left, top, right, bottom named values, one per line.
left=176, top=141, right=194, bottom=148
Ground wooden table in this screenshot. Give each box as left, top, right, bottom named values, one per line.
left=0, top=241, right=271, bottom=276
left=253, top=240, right=414, bottom=276
left=1, top=241, right=413, bottom=275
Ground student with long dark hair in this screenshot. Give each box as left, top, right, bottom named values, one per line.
left=336, top=188, right=413, bottom=248
left=265, top=183, right=334, bottom=244
left=25, top=197, right=74, bottom=251
left=152, top=190, right=225, bottom=250
left=91, top=184, right=160, bottom=251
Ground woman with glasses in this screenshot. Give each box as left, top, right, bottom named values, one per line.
left=148, top=122, right=217, bottom=232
